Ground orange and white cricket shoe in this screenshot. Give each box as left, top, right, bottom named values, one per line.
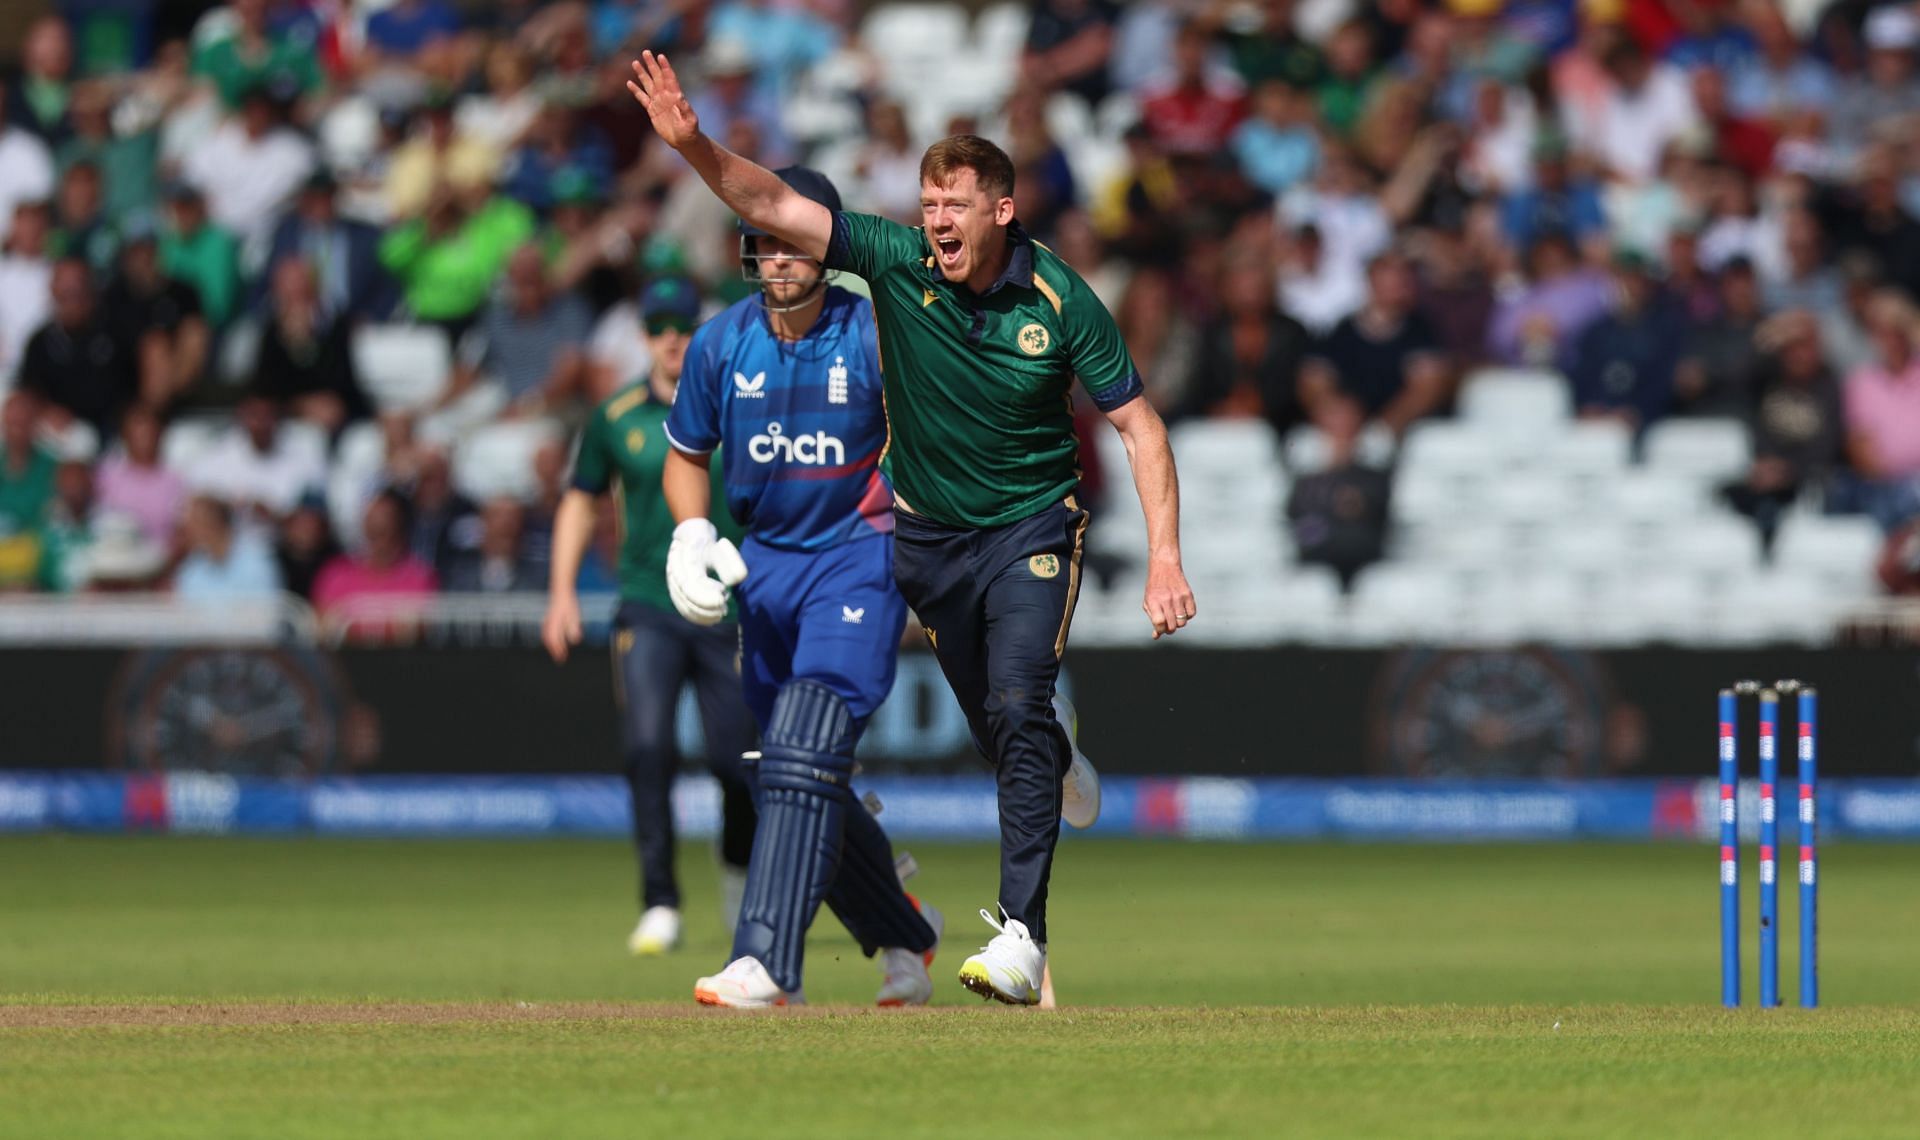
left=875, top=898, right=943, bottom=1007
left=693, top=956, right=800, bottom=1008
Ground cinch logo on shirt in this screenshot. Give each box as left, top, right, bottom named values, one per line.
left=733, top=371, right=767, bottom=398
left=747, top=422, right=846, bottom=466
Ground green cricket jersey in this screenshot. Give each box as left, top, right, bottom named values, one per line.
left=826, top=213, right=1144, bottom=529
left=571, top=383, right=743, bottom=615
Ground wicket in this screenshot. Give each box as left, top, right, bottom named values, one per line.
left=1718, top=680, right=1818, bottom=1009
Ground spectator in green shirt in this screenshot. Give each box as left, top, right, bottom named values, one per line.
left=0, top=391, right=57, bottom=590
left=191, top=0, right=324, bottom=110
left=159, top=185, right=241, bottom=328
left=57, top=80, right=160, bottom=226
left=378, top=190, right=533, bottom=336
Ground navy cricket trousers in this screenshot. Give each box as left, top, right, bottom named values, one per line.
left=613, top=601, right=758, bottom=910
left=891, top=498, right=1089, bottom=944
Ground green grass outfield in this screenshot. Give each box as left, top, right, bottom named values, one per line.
left=3, top=837, right=1918, bottom=1138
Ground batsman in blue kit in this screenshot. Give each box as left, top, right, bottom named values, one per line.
left=660, top=167, right=940, bottom=1008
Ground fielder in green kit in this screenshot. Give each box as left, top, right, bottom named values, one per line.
left=543, top=276, right=757, bottom=958
left=628, top=52, right=1195, bottom=1005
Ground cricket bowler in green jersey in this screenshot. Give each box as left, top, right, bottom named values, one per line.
left=628, top=50, right=1195, bottom=1005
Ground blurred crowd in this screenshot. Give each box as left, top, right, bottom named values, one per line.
left=6, top=0, right=1920, bottom=606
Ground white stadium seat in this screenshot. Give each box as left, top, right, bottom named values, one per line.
left=352, top=325, right=452, bottom=412
left=1398, top=421, right=1493, bottom=477
left=1544, top=419, right=1633, bottom=476
left=1771, top=515, right=1885, bottom=576
left=160, top=414, right=228, bottom=475
left=1456, top=369, right=1573, bottom=434
left=1639, top=515, right=1764, bottom=571
left=452, top=420, right=564, bottom=503
left=861, top=3, right=970, bottom=98
left=1642, top=417, right=1752, bottom=482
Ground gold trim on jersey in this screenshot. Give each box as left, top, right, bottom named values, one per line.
left=1054, top=494, right=1087, bottom=659
left=606, top=386, right=647, bottom=421
left=610, top=627, right=634, bottom=708
left=1032, top=271, right=1064, bottom=316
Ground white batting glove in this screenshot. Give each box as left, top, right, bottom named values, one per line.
left=666, top=518, right=748, bottom=625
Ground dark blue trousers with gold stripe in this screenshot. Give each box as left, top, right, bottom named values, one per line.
left=891, top=497, right=1088, bottom=945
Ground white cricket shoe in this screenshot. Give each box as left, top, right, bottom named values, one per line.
left=693, top=956, right=801, bottom=1008
left=876, top=898, right=943, bottom=1007
left=718, top=863, right=747, bottom=936
left=1054, top=694, right=1101, bottom=830
left=957, top=907, right=1047, bottom=1006
left=628, top=906, right=681, bottom=956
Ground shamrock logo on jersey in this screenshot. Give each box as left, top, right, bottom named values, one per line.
left=1017, top=323, right=1050, bottom=355
left=1029, top=554, right=1060, bottom=579
left=626, top=428, right=646, bottom=453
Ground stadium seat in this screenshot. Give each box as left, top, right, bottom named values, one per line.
left=1641, top=418, right=1752, bottom=482
left=861, top=3, right=970, bottom=98
left=1639, top=515, right=1764, bottom=571
left=1349, top=563, right=1469, bottom=638
left=1170, top=419, right=1280, bottom=474
left=1456, top=369, right=1573, bottom=435
left=159, top=414, right=228, bottom=474
left=1709, top=569, right=1847, bottom=645
left=1771, top=515, right=1885, bottom=577
left=452, top=419, right=565, bottom=502
left=352, top=325, right=452, bottom=411
left=972, top=2, right=1031, bottom=59
left=1599, top=471, right=1714, bottom=524
left=1544, top=420, right=1633, bottom=477
left=1399, top=421, right=1498, bottom=478
left=1532, top=519, right=1633, bottom=572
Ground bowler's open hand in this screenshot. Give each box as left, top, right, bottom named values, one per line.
left=628, top=51, right=700, bottom=149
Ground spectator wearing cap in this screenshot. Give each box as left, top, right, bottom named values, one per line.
left=182, top=82, right=315, bottom=250
left=1830, top=7, right=1920, bottom=163
left=158, top=185, right=241, bottom=329
left=6, top=17, right=73, bottom=146
left=260, top=171, right=394, bottom=324
left=95, top=404, right=186, bottom=551
left=0, top=86, right=55, bottom=247
left=1023, top=0, right=1121, bottom=107
left=98, top=216, right=208, bottom=410
left=378, top=189, right=534, bottom=343
left=385, top=92, right=503, bottom=221
left=1300, top=250, right=1451, bottom=438
left=190, top=0, right=324, bottom=110
left=1140, top=21, right=1249, bottom=158
left=174, top=495, right=284, bottom=600
left=251, top=257, right=372, bottom=436
left=1500, top=133, right=1607, bottom=256
left=686, top=38, right=794, bottom=169
left=434, top=244, right=591, bottom=432
left=1569, top=251, right=1687, bottom=432
left=18, top=258, right=148, bottom=439
left=0, top=202, right=53, bottom=382
left=185, top=393, right=327, bottom=523
left=311, top=489, right=440, bottom=619
left=1676, top=256, right=1767, bottom=417
left=56, top=80, right=160, bottom=227
left=1843, top=290, right=1920, bottom=530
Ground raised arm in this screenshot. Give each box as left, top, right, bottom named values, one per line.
left=1104, top=397, right=1196, bottom=639
left=627, top=51, right=832, bottom=260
